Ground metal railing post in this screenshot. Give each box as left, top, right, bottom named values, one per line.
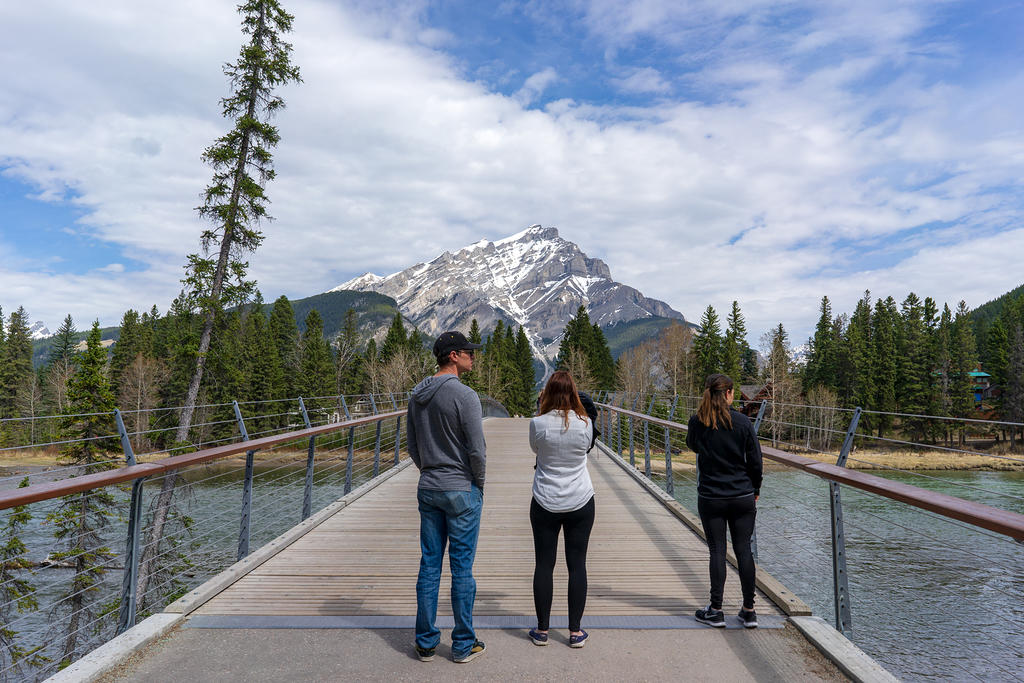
left=831, top=407, right=861, bottom=634
left=233, top=401, right=255, bottom=560
left=629, top=396, right=638, bottom=466
left=753, top=400, right=768, bottom=434
left=299, top=397, right=315, bottom=521
left=341, top=396, right=354, bottom=494
left=643, top=396, right=655, bottom=477
left=750, top=400, right=768, bottom=563
left=115, top=408, right=145, bottom=634
left=391, top=392, right=402, bottom=467
left=613, top=396, right=621, bottom=454
left=373, top=421, right=383, bottom=478
left=665, top=395, right=679, bottom=496
left=598, top=395, right=606, bottom=448
left=370, top=394, right=382, bottom=477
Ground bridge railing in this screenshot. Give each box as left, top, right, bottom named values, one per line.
left=0, top=392, right=409, bottom=683
left=594, top=392, right=1024, bottom=681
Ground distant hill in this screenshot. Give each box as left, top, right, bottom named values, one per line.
left=31, top=326, right=120, bottom=368
left=971, top=282, right=1024, bottom=351
left=274, top=290, right=412, bottom=342
left=602, top=316, right=696, bottom=359
left=972, top=283, right=1024, bottom=328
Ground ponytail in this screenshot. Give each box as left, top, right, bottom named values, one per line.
left=696, top=374, right=734, bottom=430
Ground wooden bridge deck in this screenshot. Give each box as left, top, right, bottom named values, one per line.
left=196, top=418, right=782, bottom=620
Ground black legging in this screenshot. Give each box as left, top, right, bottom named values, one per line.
left=530, top=496, right=595, bottom=631
left=697, top=494, right=757, bottom=610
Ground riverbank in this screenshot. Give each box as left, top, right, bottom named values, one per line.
left=0, top=448, right=384, bottom=482
left=626, top=448, right=1023, bottom=473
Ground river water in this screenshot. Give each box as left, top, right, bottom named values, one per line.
left=664, top=466, right=1024, bottom=681
left=2, top=463, right=1021, bottom=681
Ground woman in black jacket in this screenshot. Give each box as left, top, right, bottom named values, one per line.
left=686, top=373, right=763, bottom=628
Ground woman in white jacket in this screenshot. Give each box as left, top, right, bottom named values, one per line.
left=527, top=371, right=595, bottom=648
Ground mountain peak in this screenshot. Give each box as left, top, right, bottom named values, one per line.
left=331, top=225, right=685, bottom=367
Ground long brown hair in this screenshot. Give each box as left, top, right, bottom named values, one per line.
left=697, top=373, right=734, bottom=430
left=538, top=371, right=588, bottom=430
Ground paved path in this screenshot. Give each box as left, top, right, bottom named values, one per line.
left=104, top=418, right=844, bottom=681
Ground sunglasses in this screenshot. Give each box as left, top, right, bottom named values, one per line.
left=459, top=349, right=475, bottom=358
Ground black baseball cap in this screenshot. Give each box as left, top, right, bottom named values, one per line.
left=433, top=331, right=483, bottom=358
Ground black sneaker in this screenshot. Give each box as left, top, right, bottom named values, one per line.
left=453, top=640, right=486, bottom=663
left=414, top=644, right=436, bottom=662
left=738, top=608, right=758, bottom=628
left=695, top=605, right=725, bottom=628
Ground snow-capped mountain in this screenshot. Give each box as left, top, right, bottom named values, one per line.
left=333, top=225, right=687, bottom=369
left=29, top=321, right=51, bottom=340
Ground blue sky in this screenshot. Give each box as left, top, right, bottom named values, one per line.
left=2, top=0, right=1023, bottom=344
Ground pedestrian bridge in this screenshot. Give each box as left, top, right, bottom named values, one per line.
left=45, top=419, right=878, bottom=682
left=5, top=395, right=1022, bottom=682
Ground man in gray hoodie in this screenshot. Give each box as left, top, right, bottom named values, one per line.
left=409, top=331, right=487, bottom=664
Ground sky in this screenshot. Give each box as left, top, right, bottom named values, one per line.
left=2, top=0, right=1023, bottom=345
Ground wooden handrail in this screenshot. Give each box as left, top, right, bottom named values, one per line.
left=0, top=410, right=407, bottom=511
left=598, top=403, right=1024, bottom=541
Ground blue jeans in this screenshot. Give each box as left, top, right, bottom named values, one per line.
left=415, top=485, right=483, bottom=658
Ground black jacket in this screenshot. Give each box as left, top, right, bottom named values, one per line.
left=686, top=409, right=762, bottom=499
left=577, top=391, right=600, bottom=452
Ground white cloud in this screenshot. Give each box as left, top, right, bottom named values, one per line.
left=515, top=67, right=559, bottom=105
left=610, top=67, right=671, bottom=94
left=0, top=0, right=1021, bottom=346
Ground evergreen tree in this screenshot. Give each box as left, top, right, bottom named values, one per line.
left=554, top=307, right=615, bottom=391
left=871, top=297, right=899, bottom=436
left=555, top=306, right=591, bottom=370
left=984, top=315, right=1009, bottom=398
left=110, top=310, right=142, bottom=392
left=269, top=295, right=300, bottom=397
left=175, top=0, right=302, bottom=444
left=243, top=301, right=283, bottom=407
left=1005, top=324, right=1024, bottom=446
left=897, top=293, right=930, bottom=439
left=805, top=296, right=837, bottom=392
left=202, top=311, right=248, bottom=443
left=48, top=315, right=78, bottom=369
left=0, top=307, right=33, bottom=419
left=588, top=324, right=616, bottom=389
left=46, top=315, right=78, bottom=415
left=461, top=319, right=482, bottom=391
left=723, top=301, right=746, bottom=392
left=300, top=310, right=334, bottom=401
left=0, top=477, right=46, bottom=675
left=379, top=312, right=407, bottom=364
left=693, top=305, right=723, bottom=383
left=842, top=291, right=874, bottom=414
left=514, top=326, right=535, bottom=414
left=934, top=304, right=954, bottom=421
left=49, top=322, right=118, bottom=666
left=950, top=301, right=978, bottom=425
left=741, top=346, right=759, bottom=383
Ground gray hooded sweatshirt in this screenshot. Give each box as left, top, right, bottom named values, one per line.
left=407, top=374, right=486, bottom=492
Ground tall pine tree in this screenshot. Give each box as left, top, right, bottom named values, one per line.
left=49, top=322, right=118, bottom=666
left=723, top=301, right=746, bottom=392
left=269, top=295, right=300, bottom=398
left=693, top=305, right=723, bottom=383
left=300, top=310, right=334, bottom=402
